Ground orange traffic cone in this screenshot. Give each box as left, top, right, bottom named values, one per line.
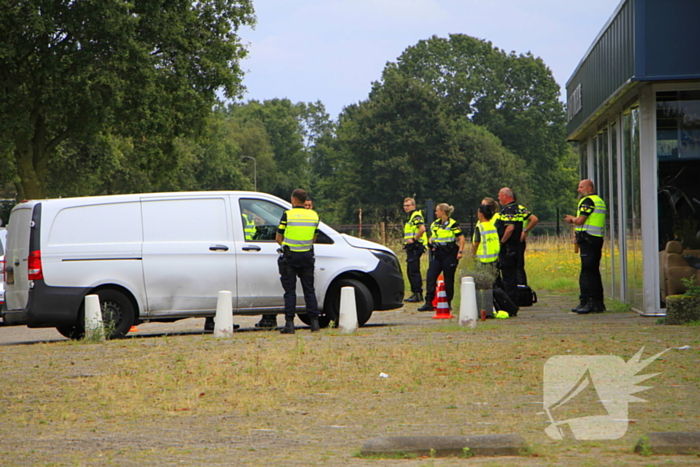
left=431, top=274, right=444, bottom=308
left=129, top=325, right=139, bottom=333
left=432, top=279, right=454, bottom=319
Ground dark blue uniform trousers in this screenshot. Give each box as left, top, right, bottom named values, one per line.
left=280, top=250, right=319, bottom=320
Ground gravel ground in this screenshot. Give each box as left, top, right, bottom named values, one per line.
left=1, top=293, right=699, bottom=467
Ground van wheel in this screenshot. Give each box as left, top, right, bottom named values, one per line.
left=96, top=289, right=135, bottom=339
left=322, top=278, right=374, bottom=327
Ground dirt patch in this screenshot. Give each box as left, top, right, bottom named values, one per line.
left=1, top=293, right=699, bottom=466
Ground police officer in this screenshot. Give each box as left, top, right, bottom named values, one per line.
left=402, top=197, right=427, bottom=303
left=472, top=204, right=500, bottom=276
left=277, top=189, right=321, bottom=333
left=418, top=203, right=465, bottom=312
left=242, top=211, right=256, bottom=241
left=564, top=179, right=607, bottom=314
left=496, top=187, right=522, bottom=305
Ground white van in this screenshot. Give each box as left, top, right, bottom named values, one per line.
left=2, top=191, right=404, bottom=338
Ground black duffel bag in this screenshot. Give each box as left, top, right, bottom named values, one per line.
left=517, top=285, right=537, bottom=307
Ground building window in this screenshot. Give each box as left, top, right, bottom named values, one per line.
left=656, top=91, right=700, bottom=253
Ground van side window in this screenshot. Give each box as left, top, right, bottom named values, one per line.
left=238, top=199, right=333, bottom=244
left=239, top=199, right=284, bottom=241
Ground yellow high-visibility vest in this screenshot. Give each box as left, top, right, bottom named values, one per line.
left=280, top=208, right=319, bottom=252
left=476, top=219, right=500, bottom=263
left=575, top=195, right=606, bottom=237
left=430, top=218, right=461, bottom=246
left=242, top=213, right=256, bottom=241
left=403, top=210, right=427, bottom=245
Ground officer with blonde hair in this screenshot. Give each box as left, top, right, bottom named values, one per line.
left=418, top=203, right=465, bottom=312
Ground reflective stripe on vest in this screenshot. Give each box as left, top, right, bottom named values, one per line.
left=575, top=195, right=606, bottom=237
left=403, top=210, right=427, bottom=245
left=476, top=220, right=500, bottom=262
left=282, top=208, right=319, bottom=252
left=431, top=218, right=458, bottom=245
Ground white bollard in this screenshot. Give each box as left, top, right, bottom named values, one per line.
left=338, top=286, right=358, bottom=333
left=213, top=290, right=234, bottom=338
left=459, top=278, right=478, bottom=329
left=84, top=294, right=105, bottom=341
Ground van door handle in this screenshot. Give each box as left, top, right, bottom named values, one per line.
left=209, top=244, right=229, bottom=251
left=241, top=245, right=261, bottom=251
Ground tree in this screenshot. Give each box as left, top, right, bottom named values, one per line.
left=387, top=34, right=575, bottom=219
left=0, top=0, right=255, bottom=200
left=229, top=99, right=312, bottom=199
left=329, top=71, right=531, bottom=224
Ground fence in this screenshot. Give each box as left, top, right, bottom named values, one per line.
left=330, top=221, right=568, bottom=246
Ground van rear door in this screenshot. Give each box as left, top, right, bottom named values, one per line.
left=141, top=195, right=237, bottom=316
left=4, top=203, right=36, bottom=312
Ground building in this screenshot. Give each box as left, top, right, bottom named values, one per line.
left=566, top=0, right=700, bottom=316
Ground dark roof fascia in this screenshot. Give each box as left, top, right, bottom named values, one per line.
left=632, top=74, right=700, bottom=82
left=566, top=0, right=630, bottom=89
left=566, top=79, right=640, bottom=142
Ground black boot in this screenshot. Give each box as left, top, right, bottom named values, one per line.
left=310, top=316, right=320, bottom=332
left=255, top=314, right=278, bottom=329
left=405, top=292, right=424, bottom=303
left=280, top=318, right=295, bottom=334
left=577, top=299, right=605, bottom=314
left=417, top=302, right=434, bottom=312
left=571, top=298, right=587, bottom=313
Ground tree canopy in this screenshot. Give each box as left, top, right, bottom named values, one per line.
left=0, top=0, right=255, bottom=199
left=386, top=34, right=576, bottom=219
left=321, top=70, right=531, bottom=224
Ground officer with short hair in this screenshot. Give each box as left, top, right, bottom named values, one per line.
left=402, top=197, right=427, bottom=303
left=496, top=187, right=522, bottom=305
left=565, top=179, right=607, bottom=314
left=277, top=189, right=321, bottom=333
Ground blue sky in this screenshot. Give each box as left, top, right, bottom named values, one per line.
left=237, top=0, right=621, bottom=119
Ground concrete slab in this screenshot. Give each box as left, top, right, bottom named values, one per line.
left=360, top=433, right=528, bottom=458
left=635, top=432, right=700, bottom=455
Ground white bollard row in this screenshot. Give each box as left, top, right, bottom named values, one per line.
left=459, top=277, right=478, bottom=329
left=338, top=286, right=358, bottom=333
left=84, top=294, right=105, bottom=341
left=213, top=290, right=235, bottom=338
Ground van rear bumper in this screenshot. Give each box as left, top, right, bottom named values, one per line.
left=2, top=282, right=88, bottom=328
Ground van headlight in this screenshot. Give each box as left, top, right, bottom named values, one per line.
left=370, top=250, right=400, bottom=271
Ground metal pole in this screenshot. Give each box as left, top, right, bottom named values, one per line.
left=358, top=208, right=363, bottom=239
left=241, top=156, right=257, bottom=191
left=426, top=199, right=434, bottom=263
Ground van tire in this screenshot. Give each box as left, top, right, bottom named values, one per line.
left=313, top=278, right=373, bottom=328
left=96, top=289, right=136, bottom=339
